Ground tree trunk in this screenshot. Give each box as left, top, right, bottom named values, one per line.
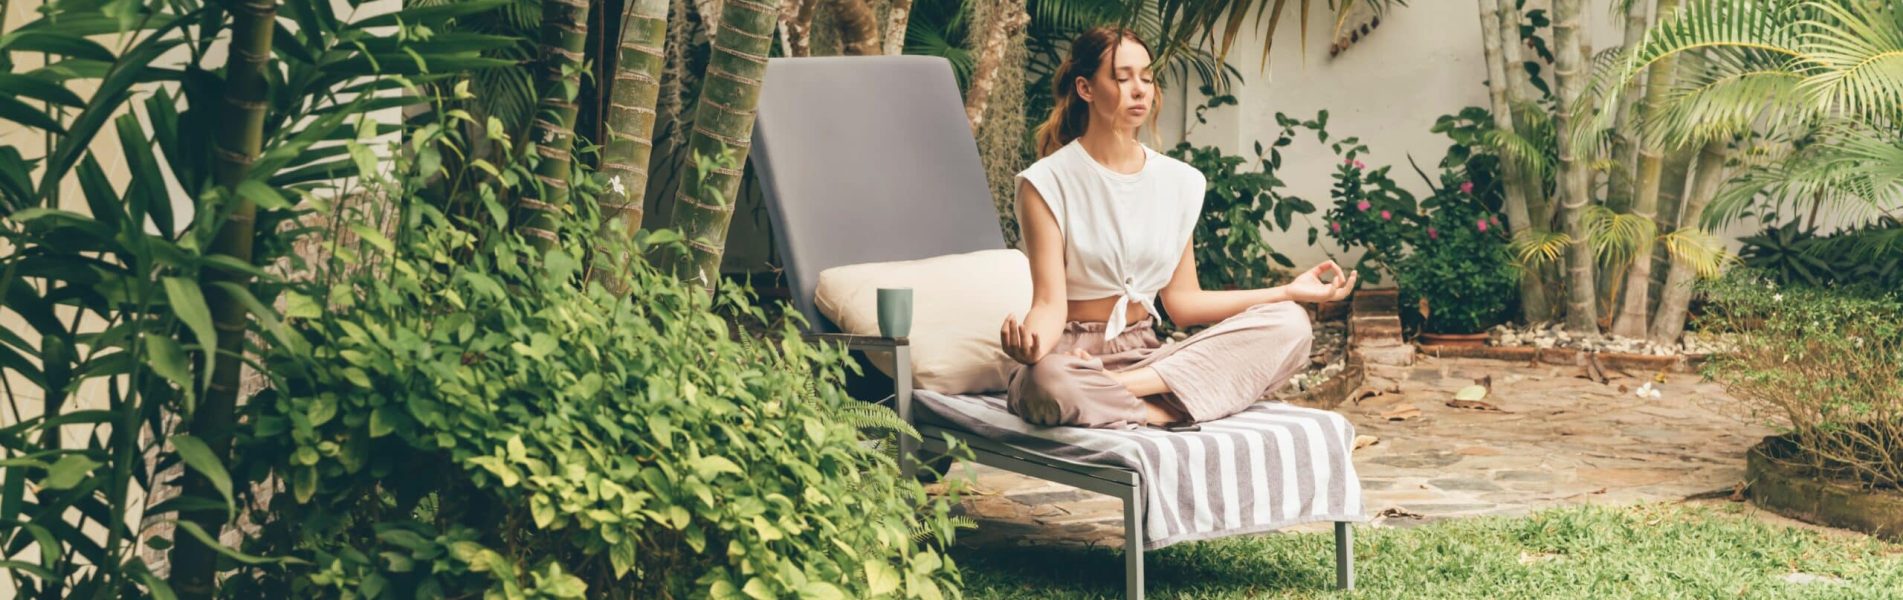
left=882, top=0, right=914, bottom=56
left=1495, top=0, right=1551, bottom=232
left=169, top=1, right=277, bottom=594
left=1478, top=0, right=1553, bottom=324
left=520, top=0, right=593, bottom=248
left=964, top=0, right=1029, bottom=132
left=596, top=0, right=670, bottom=288
left=832, top=0, right=882, bottom=55
left=1649, top=139, right=1728, bottom=343
left=1552, top=0, right=1597, bottom=332
left=1611, top=0, right=1683, bottom=338
left=1606, top=0, right=1650, bottom=213
left=658, top=0, right=778, bottom=291
left=779, top=0, right=819, bottom=57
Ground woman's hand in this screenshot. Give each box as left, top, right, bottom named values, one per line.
left=1283, top=261, right=1358, bottom=304
left=1000, top=314, right=1043, bottom=365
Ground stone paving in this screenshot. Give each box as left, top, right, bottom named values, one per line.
left=931, top=355, right=1772, bottom=550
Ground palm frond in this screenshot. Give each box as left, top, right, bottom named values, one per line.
left=1660, top=227, right=1736, bottom=279
left=1706, top=120, right=1903, bottom=227
left=1794, top=1, right=1903, bottom=123
left=1583, top=204, right=1658, bottom=265
left=1511, top=229, right=1572, bottom=269
left=1640, top=48, right=1810, bottom=150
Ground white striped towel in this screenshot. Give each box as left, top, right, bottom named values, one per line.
left=914, top=391, right=1366, bottom=550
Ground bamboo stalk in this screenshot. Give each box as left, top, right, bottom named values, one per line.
left=1553, top=0, right=1598, bottom=332
left=1478, top=0, right=1553, bottom=323
left=1611, top=0, right=1683, bottom=338
left=1650, top=138, right=1728, bottom=343
left=170, top=0, right=277, bottom=594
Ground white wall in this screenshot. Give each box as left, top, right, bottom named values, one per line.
left=1172, top=1, right=1626, bottom=277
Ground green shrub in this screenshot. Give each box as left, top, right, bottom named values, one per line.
left=1394, top=185, right=1519, bottom=334
left=1699, top=271, right=1903, bottom=490
left=1165, top=98, right=1323, bottom=290
left=228, top=122, right=963, bottom=599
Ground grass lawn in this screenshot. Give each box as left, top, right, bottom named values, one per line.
left=952, top=503, right=1903, bottom=598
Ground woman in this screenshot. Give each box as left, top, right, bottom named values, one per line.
left=1001, top=27, right=1357, bottom=429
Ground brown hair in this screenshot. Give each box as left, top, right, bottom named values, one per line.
left=1033, top=27, right=1162, bottom=158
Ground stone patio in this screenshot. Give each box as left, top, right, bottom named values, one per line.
left=932, top=355, right=1772, bottom=550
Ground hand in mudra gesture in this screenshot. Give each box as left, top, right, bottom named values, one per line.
left=1283, top=261, right=1358, bottom=304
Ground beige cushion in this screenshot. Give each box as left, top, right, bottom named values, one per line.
left=815, top=249, right=1031, bottom=394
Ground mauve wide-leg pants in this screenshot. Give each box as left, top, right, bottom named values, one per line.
left=1006, top=301, right=1315, bottom=429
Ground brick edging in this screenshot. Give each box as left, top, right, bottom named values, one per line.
left=1416, top=343, right=1711, bottom=373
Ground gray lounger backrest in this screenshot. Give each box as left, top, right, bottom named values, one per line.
left=752, top=56, right=1008, bottom=332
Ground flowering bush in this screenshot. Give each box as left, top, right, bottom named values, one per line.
left=1321, top=142, right=1421, bottom=283
left=1393, top=176, right=1520, bottom=334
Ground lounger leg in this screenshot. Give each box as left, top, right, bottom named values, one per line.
left=893, top=345, right=917, bottom=479
left=1335, top=521, right=1354, bottom=590
left=1124, top=486, right=1143, bottom=600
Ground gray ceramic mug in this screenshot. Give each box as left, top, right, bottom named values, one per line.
left=877, top=288, right=913, bottom=339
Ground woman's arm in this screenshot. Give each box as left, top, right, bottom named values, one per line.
left=1158, top=243, right=1357, bottom=328
left=1001, top=180, right=1068, bottom=365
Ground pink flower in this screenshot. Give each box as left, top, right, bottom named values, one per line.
left=1356, top=200, right=1371, bottom=212
left=1477, top=219, right=1489, bottom=232
left=1353, top=160, right=1367, bottom=170
left=1459, top=181, right=1474, bottom=194
left=1380, top=210, right=1392, bottom=220
left=1490, top=214, right=1501, bottom=226
left=1428, top=226, right=1439, bottom=240
left=1330, top=221, right=1342, bottom=233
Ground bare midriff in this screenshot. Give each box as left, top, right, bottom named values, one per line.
left=1066, top=297, right=1151, bottom=328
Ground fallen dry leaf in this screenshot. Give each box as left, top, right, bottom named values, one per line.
left=1518, top=551, right=1562, bottom=565
left=1353, top=435, right=1380, bottom=450
left=1375, top=507, right=1424, bottom=520
left=1349, top=382, right=1402, bottom=405
left=1729, top=481, right=1749, bottom=502
left=1591, top=487, right=1608, bottom=495
left=1381, top=404, right=1422, bottom=421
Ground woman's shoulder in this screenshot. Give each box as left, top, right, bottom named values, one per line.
left=1022, top=141, right=1082, bottom=175
left=1146, top=147, right=1207, bottom=188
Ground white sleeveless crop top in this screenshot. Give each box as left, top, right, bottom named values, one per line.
left=1014, top=140, right=1206, bottom=340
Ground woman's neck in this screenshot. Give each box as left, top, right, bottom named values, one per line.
left=1075, top=127, right=1145, bottom=175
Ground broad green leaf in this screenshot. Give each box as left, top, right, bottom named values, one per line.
left=798, top=582, right=845, bottom=600
left=236, top=179, right=291, bottom=210
left=41, top=454, right=102, bottom=490
left=0, top=31, right=115, bottom=61
left=0, top=74, right=84, bottom=107
left=0, top=95, right=68, bottom=134
left=162, top=277, right=219, bottom=387
left=864, top=560, right=901, bottom=596
left=693, top=455, right=744, bottom=479
left=170, top=434, right=234, bottom=514
left=1454, top=385, right=1488, bottom=401
left=172, top=520, right=306, bottom=565
left=144, top=335, right=193, bottom=395
left=349, top=223, right=395, bottom=254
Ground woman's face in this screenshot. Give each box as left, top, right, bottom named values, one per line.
left=1076, top=39, right=1155, bottom=132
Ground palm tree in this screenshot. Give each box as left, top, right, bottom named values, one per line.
left=658, top=0, right=780, bottom=291
left=1477, top=0, right=1554, bottom=324
left=1592, top=0, right=1903, bottom=340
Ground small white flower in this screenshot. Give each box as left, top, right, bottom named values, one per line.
left=1773, top=293, right=1784, bottom=302
left=609, top=175, right=627, bottom=195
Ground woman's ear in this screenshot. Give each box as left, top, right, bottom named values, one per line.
left=1073, top=75, right=1094, bottom=104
